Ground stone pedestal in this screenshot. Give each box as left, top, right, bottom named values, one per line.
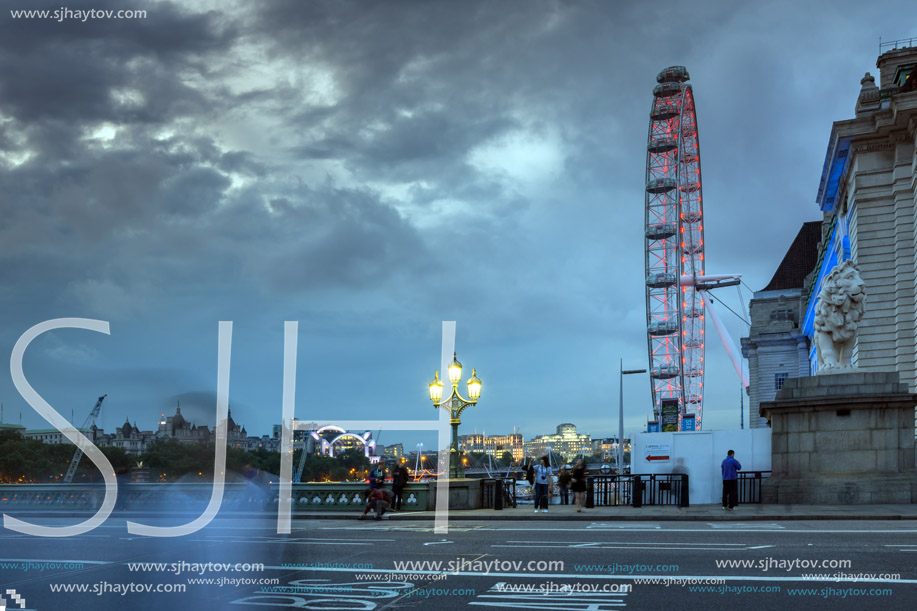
left=759, top=371, right=917, bottom=504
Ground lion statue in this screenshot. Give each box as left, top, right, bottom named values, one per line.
left=814, top=259, right=866, bottom=373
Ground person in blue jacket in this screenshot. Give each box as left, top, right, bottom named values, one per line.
left=721, top=450, right=741, bottom=510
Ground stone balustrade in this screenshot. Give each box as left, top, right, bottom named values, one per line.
left=0, top=482, right=434, bottom=513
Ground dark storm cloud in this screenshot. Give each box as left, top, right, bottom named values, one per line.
left=0, top=0, right=234, bottom=124
left=2, top=0, right=914, bottom=439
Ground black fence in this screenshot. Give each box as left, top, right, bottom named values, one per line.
left=586, top=474, right=689, bottom=508
left=737, top=471, right=771, bottom=504
left=482, top=478, right=517, bottom=509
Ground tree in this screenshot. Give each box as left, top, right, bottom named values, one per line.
left=140, top=439, right=217, bottom=480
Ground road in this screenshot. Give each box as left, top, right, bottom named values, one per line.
left=1, top=515, right=915, bottom=610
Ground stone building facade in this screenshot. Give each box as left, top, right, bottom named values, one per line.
left=742, top=222, right=821, bottom=428
left=804, top=44, right=917, bottom=385
left=457, top=432, right=524, bottom=461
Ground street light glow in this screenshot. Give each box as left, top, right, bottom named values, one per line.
left=448, top=353, right=463, bottom=385
left=467, top=369, right=482, bottom=400
left=428, top=371, right=444, bottom=403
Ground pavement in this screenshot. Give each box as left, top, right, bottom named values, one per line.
left=10, top=503, right=917, bottom=521
left=318, top=502, right=917, bottom=521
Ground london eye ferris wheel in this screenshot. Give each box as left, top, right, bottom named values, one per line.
left=644, top=66, right=706, bottom=429
left=643, top=66, right=747, bottom=431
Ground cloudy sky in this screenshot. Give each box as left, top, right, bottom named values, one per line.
left=0, top=0, right=913, bottom=449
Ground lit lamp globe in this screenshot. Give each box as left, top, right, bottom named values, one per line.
left=467, top=369, right=482, bottom=401
left=448, top=353, right=463, bottom=385
left=429, top=371, right=444, bottom=403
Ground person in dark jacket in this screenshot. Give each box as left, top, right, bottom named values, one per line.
left=391, top=464, right=406, bottom=510
left=570, top=458, right=587, bottom=512
left=721, top=450, right=742, bottom=510
left=557, top=466, right=571, bottom=505
left=368, top=465, right=384, bottom=489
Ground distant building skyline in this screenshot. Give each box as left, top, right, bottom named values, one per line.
left=524, top=423, right=593, bottom=462
left=24, top=403, right=252, bottom=456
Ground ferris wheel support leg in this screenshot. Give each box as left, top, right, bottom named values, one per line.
left=699, top=291, right=750, bottom=389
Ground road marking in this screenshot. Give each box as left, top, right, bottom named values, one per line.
left=258, top=565, right=917, bottom=584
left=493, top=544, right=756, bottom=551
left=707, top=523, right=786, bottom=529
left=303, top=525, right=917, bottom=534
left=503, top=541, right=745, bottom=546
left=423, top=540, right=454, bottom=546
left=587, top=523, right=662, bottom=529
left=242, top=540, right=375, bottom=545
left=747, top=545, right=776, bottom=549
left=498, top=540, right=750, bottom=550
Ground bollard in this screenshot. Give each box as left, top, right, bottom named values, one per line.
left=586, top=477, right=594, bottom=509
left=632, top=475, right=642, bottom=508
left=495, top=479, right=504, bottom=510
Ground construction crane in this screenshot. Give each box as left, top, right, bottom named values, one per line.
left=62, top=394, right=107, bottom=483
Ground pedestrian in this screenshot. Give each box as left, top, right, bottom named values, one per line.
left=557, top=465, right=571, bottom=505
left=570, top=458, right=587, bottom=512
left=368, top=464, right=384, bottom=489
left=359, top=487, right=394, bottom=520
left=114, top=465, right=132, bottom=511
left=721, top=449, right=741, bottom=510
left=526, top=462, right=535, bottom=486
left=533, top=456, right=552, bottom=513
left=391, top=464, right=405, bottom=510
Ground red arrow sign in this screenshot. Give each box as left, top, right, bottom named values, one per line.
left=645, top=455, right=669, bottom=462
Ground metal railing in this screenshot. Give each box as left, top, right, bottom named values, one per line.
left=586, top=473, right=689, bottom=508
left=880, top=37, right=917, bottom=53
left=482, top=478, right=516, bottom=509
left=737, top=471, right=771, bottom=504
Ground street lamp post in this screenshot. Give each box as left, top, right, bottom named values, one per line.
left=619, top=359, right=646, bottom=473
left=428, top=352, right=482, bottom=479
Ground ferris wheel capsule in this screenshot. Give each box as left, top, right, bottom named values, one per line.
left=644, top=66, right=706, bottom=429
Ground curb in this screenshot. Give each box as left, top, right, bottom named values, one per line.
left=6, top=510, right=917, bottom=521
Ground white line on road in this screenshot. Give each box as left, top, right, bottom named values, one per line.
left=487, top=527, right=917, bottom=533
left=493, top=545, right=756, bottom=551
left=296, top=525, right=917, bottom=534
left=588, top=523, right=662, bottom=529
left=240, top=540, right=376, bottom=545
left=507, top=539, right=745, bottom=547
left=255, top=565, right=917, bottom=585
left=707, top=523, right=786, bottom=529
